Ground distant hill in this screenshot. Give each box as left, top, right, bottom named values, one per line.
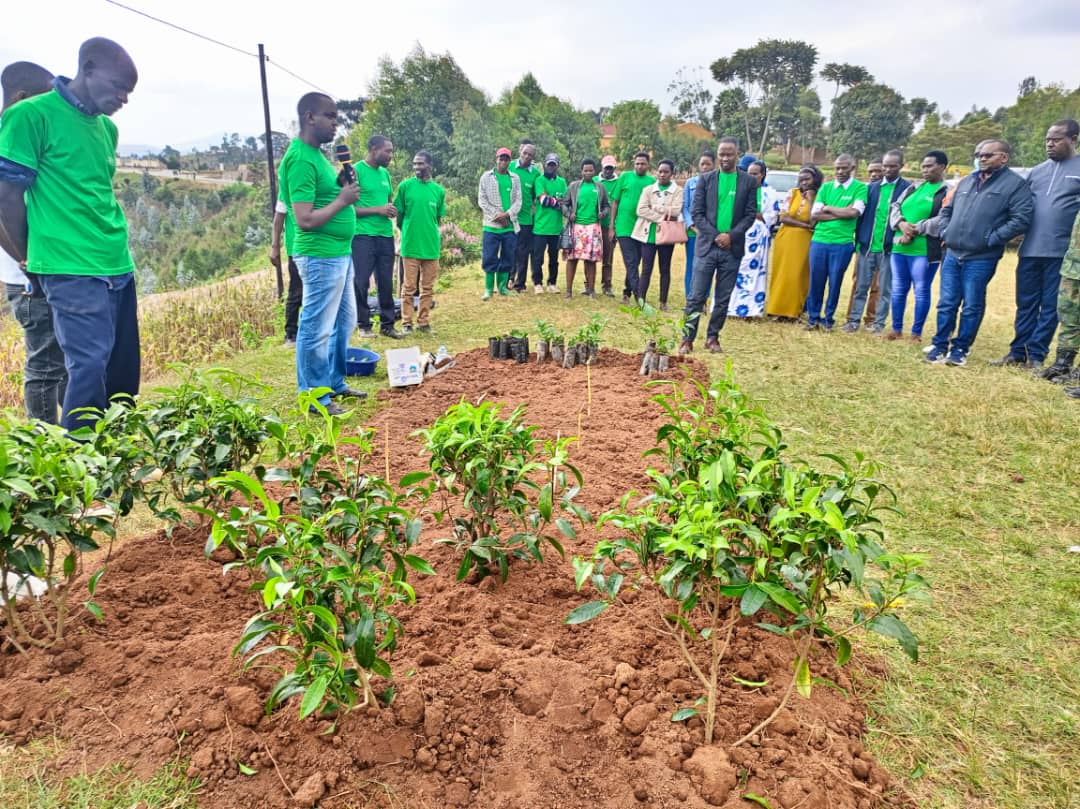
left=119, top=133, right=261, bottom=157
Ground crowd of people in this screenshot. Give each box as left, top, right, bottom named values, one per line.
left=1, top=37, right=1078, bottom=430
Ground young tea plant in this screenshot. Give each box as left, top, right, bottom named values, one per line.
left=415, top=400, right=589, bottom=582
left=206, top=391, right=434, bottom=721
left=135, top=366, right=279, bottom=527
left=0, top=416, right=117, bottom=652
left=569, top=373, right=927, bottom=746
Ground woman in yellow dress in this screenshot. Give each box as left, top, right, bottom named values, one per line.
left=766, top=165, right=823, bottom=320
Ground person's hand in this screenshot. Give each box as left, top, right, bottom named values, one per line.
left=714, top=232, right=732, bottom=249
left=381, top=203, right=398, bottom=218
left=897, top=234, right=913, bottom=245
left=269, top=244, right=281, bottom=268
left=608, top=226, right=616, bottom=241
left=338, top=182, right=360, bottom=206
left=900, top=221, right=918, bottom=238
left=494, top=212, right=510, bottom=226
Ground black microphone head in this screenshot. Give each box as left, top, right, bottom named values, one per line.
left=335, top=144, right=352, bottom=163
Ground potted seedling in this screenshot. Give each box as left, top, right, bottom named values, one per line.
left=563, top=329, right=581, bottom=369
left=534, top=320, right=557, bottom=364
left=550, top=328, right=566, bottom=364
left=509, top=328, right=530, bottom=363
left=582, top=313, right=608, bottom=365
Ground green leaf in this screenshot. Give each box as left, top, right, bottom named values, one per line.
left=84, top=601, right=104, bottom=621
left=835, top=636, right=852, bottom=667
left=398, top=471, right=430, bottom=487
left=743, top=794, right=775, bottom=809
left=299, top=674, right=329, bottom=719
left=538, top=483, right=553, bottom=522
left=731, top=674, right=769, bottom=688
left=740, top=584, right=768, bottom=616
left=758, top=582, right=802, bottom=616
left=237, top=762, right=258, bottom=776
left=565, top=601, right=608, bottom=625
left=671, top=707, right=698, bottom=722
left=403, top=554, right=436, bottom=576
left=795, top=658, right=812, bottom=699
left=867, top=615, right=919, bottom=662
left=555, top=518, right=577, bottom=541
left=572, top=558, right=594, bottom=591
left=87, top=567, right=106, bottom=596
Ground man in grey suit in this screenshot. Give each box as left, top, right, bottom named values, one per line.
left=680, top=137, right=760, bottom=353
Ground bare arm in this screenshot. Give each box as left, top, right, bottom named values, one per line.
left=270, top=209, right=284, bottom=267
left=0, top=181, right=28, bottom=263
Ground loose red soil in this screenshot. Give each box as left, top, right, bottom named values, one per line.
left=0, top=349, right=909, bottom=809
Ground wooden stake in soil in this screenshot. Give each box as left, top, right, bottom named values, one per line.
left=385, top=427, right=390, bottom=481
left=586, top=363, right=592, bottom=416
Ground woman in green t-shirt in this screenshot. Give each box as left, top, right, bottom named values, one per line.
left=887, top=150, right=949, bottom=340
left=561, top=158, right=611, bottom=298
left=630, top=159, right=684, bottom=310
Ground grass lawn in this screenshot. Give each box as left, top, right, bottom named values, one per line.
left=5, top=248, right=1079, bottom=808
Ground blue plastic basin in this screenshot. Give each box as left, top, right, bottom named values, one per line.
left=345, top=347, right=380, bottom=377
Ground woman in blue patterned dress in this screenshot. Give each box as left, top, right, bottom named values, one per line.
left=728, top=160, right=780, bottom=319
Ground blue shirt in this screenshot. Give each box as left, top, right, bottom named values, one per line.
left=683, top=174, right=701, bottom=229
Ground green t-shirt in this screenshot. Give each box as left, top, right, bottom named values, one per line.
left=645, top=183, right=676, bottom=244
left=811, top=179, right=869, bottom=245
left=483, top=171, right=515, bottom=234
left=0, top=89, right=133, bottom=275
left=279, top=138, right=354, bottom=258
left=353, top=160, right=394, bottom=237
left=283, top=206, right=296, bottom=255
left=891, top=181, right=944, bottom=257
left=598, top=175, right=618, bottom=227
left=393, top=176, right=445, bottom=260
left=510, top=160, right=538, bottom=226
left=869, top=180, right=897, bottom=253
left=533, top=174, right=568, bottom=236
left=716, top=171, right=738, bottom=233
left=575, top=180, right=599, bottom=226
left=613, top=172, right=655, bottom=237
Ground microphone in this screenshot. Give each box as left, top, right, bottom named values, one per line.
left=335, top=144, right=356, bottom=186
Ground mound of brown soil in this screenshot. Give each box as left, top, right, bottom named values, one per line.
left=0, top=349, right=906, bottom=809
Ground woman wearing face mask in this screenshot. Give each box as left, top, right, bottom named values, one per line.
left=766, top=165, right=822, bottom=320
left=631, top=159, right=683, bottom=310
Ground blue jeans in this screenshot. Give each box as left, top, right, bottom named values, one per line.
left=352, top=234, right=396, bottom=331
left=482, top=231, right=516, bottom=275
left=1008, top=256, right=1062, bottom=362
left=931, top=252, right=999, bottom=354
left=890, top=254, right=938, bottom=336
left=683, top=245, right=739, bottom=342
left=845, top=250, right=886, bottom=326
left=295, top=255, right=355, bottom=407
left=807, top=242, right=855, bottom=327
left=39, top=272, right=140, bottom=432
left=684, top=236, right=696, bottom=300
left=5, top=283, right=67, bottom=424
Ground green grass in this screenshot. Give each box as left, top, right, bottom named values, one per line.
left=4, top=250, right=1078, bottom=808
left=0, top=741, right=199, bottom=808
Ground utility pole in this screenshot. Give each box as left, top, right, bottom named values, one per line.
left=258, top=43, right=283, bottom=298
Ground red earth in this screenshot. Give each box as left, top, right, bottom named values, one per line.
left=0, top=349, right=910, bottom=809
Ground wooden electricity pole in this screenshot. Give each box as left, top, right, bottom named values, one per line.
left=258, top=43, right=283, bottom=298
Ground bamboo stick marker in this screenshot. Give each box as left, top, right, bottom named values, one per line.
left=586, top=363, right=592, bottom=416
left=385, top=426, right=390, bottom=481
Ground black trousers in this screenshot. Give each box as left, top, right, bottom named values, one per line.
left=284, top=256, right=303, bottom=340
left=352, top=234, right=396, bottom=331
left=513, top=224, right=534, bottom=290
left=638, top=242, right=674, bottom=304
left=617, top=236, right=642, bottom=298
left=531, top=234, right=560, bottom=286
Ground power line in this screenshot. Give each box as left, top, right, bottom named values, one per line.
left=103, top=0, right=256, bottom=58
left=102, top=0, right=340, bottom=97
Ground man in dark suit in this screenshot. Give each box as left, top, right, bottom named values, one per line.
left=680, top=137, right=760, bottom=353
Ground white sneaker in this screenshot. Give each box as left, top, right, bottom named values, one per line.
left=547, top=284, right=559, bottom=293
left=534, top=284, right=544, bottom=295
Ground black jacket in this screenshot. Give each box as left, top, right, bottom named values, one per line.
left=690, top=169, right=759, bottom=260
left=855, top=178, right=911, bottom=254
left=939, top=168, right=1033, bottom=261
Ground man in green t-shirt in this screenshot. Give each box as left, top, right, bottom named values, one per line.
left=597, top=155, right=619, bottom=295
left=610, top=151, right=655, bottom=303
left=510, top=140, right=538, bottom=292
left=806, top=154, right=868, bottom=330
left=270, top=198, right=302, bottom=346
left=279, top=92, right=363, bottom=415
left=0, top=38, right=140, bottom=431
left=352, top=134, right=402, bottom=339
left=531, top=153, right=568, bottom=293
left=394, top=150, right=445, bottom=333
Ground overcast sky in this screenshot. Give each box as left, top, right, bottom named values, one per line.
left=3, top=0, right=1078, bottom=152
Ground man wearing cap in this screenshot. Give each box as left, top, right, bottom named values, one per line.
left=478, top=147, right=521, bottom=299
left=531, top=153, right=567, bottom=293
left=510, top=140, right=538, bottom=292
left=597, top=156, right=619, bottom=296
